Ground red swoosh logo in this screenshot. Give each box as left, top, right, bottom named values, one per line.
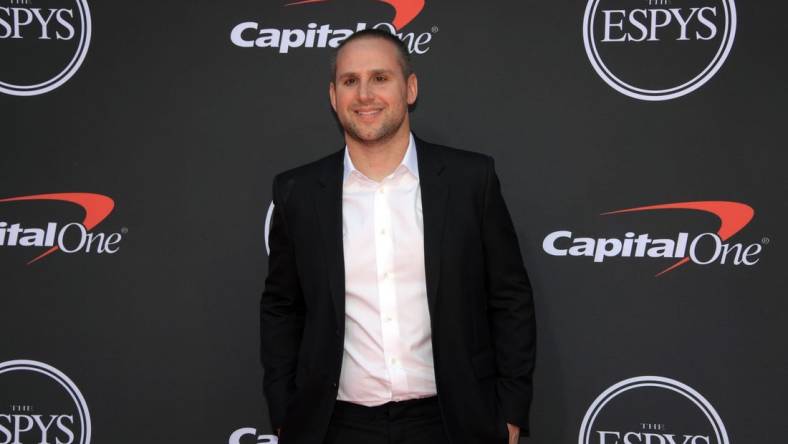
left=601, top=201, right=754, bottom=277
left=286, top=0, right=425, bottom=30
left=0, top=193, right=115, bottom=265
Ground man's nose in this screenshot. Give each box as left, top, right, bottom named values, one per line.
left=357, top=79, right=373, bottom=102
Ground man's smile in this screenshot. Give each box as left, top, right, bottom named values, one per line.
left=353, top=107, right=384, bottom=120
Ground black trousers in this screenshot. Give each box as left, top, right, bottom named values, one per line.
left=324, top=397, right=450, bottom=444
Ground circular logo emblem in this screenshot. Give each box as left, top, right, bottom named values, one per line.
left=0, top=360, right=91, bottom=444
left=579, top=376, right=728, bottom=444
left=0, top=0, right=92, bottom=96
left=264, top=201, right=274, bottom=255
left=582, top=0, right=736, bottom=101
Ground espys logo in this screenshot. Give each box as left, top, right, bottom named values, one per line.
left=231, top=0, right=435, bottom=54
left=264, top=202, right=274, bottom=255
left=579, top=376, right=728, bottom=444
left=229, top=427, right=277, bottom=444
left=542, top=201, right=766, bottom=277
left=0, top=193, right=124, bottom=265
left=0, top=360, right=91, bottom=444
left=0, top=0, right=92, bottom=96
left=583, top=0, right=736, bottom=100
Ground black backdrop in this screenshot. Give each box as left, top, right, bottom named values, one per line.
left=2, top=1, right=787, bottom=443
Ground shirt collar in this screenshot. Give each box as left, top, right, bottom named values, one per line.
left=343, top=133, right=419, bottom=183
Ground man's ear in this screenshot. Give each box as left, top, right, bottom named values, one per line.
left=406, top=73, right=418, bottom=105
left=329, top=81, right=337, bottom=112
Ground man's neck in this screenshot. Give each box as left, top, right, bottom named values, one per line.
left=346, top=125, right=411, bottom=182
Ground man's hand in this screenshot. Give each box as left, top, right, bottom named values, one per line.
left=507, top=423, right=520, bottom=443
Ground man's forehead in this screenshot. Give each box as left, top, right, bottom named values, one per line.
left=335, top=37, right=401, bottom=69
left=337, top=67, right=396, bottom=78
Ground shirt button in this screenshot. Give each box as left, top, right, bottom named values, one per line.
left=384, top=315, right=393, bottom=322
left=379, top=187, right=385, bottom=194
left=380, top=228, right=386, bottom=235
left=390, top=358, right=398, bottom=365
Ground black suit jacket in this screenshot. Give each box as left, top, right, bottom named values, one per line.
left=260, top=137, right=536, bottom=444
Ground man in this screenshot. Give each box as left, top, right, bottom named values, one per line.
left=261, top=29, right=536, bottom=444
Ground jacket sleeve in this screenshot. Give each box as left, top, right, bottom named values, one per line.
left=481, top=156, right=537, bottom=434
left=260, top=174, right=305, bottom=430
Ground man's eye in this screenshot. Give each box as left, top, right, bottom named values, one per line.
left=374, top=75, right=387, bottom=82
left=344, top=78, right=357, bottom=86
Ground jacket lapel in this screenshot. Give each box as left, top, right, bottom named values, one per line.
left=415, top=138, right=448, bottom=318
left=315, top=140, right=448, bottom=330
left=315, top=149, right=346, bottom=331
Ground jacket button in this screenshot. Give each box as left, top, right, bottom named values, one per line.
left=335, top=329, right=341, bottom=338
left=332, top=382, right=338, bottom=388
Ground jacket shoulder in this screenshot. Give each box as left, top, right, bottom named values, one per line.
left=417, top=138, right=493, bottom=174
left=273, top=149, right=342, bottom=184
left=269, top=149, right=343, bottom=205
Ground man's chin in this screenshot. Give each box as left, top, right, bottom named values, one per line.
left=346, top=128, right=395, bottom=146
left=344, top=120, right=407, bottom=146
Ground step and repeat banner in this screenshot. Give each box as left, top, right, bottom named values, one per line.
left=2, top=0, right=786, bottom=443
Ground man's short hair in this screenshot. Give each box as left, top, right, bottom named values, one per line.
left=330, top=29, right=413, bottom=82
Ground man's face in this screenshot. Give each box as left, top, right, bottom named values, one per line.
left=329, top=38, right=418, bottom=146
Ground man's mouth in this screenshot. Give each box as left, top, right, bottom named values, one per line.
left=354, top=108, right=383, bottom=117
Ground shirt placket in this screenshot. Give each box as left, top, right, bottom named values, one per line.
left=373, top=177, right=408, bottom=400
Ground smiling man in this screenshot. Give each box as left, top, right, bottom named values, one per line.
left=261, top=29, right=536, bottom=444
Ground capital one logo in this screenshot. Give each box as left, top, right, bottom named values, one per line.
left=0, top=360, right=91, bottom=444
left=0, top=0, right=92, bottom=96
left=542, top=201, right=766, bottom=276
left=231, top=0, right=434, bottom=54
left=0, top=193, right=123, bottom=264
left=289, top=0, right=424, bottom=30
left=229, top=427, right=277, bottom=444
left=583, top=0, right=736, bottom=100
left=579, top=376, right=728, bottom=444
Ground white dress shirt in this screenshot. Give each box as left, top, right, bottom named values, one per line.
left=337, top=133, right=438, bottom=406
